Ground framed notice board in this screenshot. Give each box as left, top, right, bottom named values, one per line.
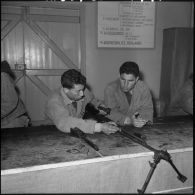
left=97, top=2, right=155, bottom=48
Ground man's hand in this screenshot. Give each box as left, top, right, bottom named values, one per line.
left=97, top=104, right=111, bottom=115
left=131, top=112, right=148, bottom=128
left=95, top=122, right=120, bottom=134
left=124, top=116, right=131, bottom=125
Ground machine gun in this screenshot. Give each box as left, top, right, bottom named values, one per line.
left=82, top=103, right=187, bottom=194
left=83, top=103, right=111, bottom=122
left=118, top=125, right=187, bottom=193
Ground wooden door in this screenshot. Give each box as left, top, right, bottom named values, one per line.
left=1, top=2, right=86, bottom=125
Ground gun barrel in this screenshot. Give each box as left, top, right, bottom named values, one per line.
left=83, top=137, right=99, bottom=151
left=119, top=127, right=157, bottom=153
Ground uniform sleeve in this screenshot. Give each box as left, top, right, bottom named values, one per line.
left=46, top=97, right=96, bottom=134
left=1, top=73, right=18, bottom=118
left=104, top=85, right=126, bottom=125
left=136, top=87, right=154, bottom=122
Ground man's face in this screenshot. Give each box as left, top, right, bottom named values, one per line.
left=120, top=73, right=138, bottom=92
left=65, top=84, right=85, bottom=101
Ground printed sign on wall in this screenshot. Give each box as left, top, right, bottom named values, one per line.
left=98, top=2, right=155, bottom=48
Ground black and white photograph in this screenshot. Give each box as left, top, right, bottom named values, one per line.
left=1, top=0, right=193, bottom=194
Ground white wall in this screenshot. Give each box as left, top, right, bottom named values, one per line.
left=84, top=2, right=192, bottom=100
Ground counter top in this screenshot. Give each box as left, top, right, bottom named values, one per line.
left=1, top=115, right=193, bottom=170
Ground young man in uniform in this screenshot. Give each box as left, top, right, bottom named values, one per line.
left=46, top=69, right=119, bottom=134
left=104, top=61, right=153, bottom=128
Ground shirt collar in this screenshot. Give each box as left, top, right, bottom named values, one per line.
left=60, top=87, right=73, bottom=106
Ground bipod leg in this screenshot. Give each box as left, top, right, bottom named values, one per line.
left=167, top=158, right=187, bottom=183
left=137, top=152, right=161, bottom=194
left=156, top=149, right=187, bottom=183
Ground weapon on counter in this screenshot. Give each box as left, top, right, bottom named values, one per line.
left=83, top=103, right=111, bottom=122
left=97, top=105, right=111, bottom=115
left=118, top=125, right=187, bottom=194
left=82, top=103, right=187, bottom=194
left=70, top=127, right=99, bottom=151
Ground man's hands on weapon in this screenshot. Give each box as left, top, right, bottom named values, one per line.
left=132, top=112, right=148, bottom=128
left=95, top=122, right=120, bottom=135
left=97, top=104, right=111, bottom=116
left=124, top=116, right=131, bottom=125
left=124, top=112, right=148, bottom=128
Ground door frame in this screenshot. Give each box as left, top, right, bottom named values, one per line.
left=1, top=1, right=86, bottom=75
left=1, top=1, right=86, bottom=125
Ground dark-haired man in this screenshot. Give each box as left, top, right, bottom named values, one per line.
left=46, top=69, right=119, bottom=134
left=104, top=61, right=153, bottom=128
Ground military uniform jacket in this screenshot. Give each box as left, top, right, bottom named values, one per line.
left=45, top=87, right=102, bottom=134
left=104, top=79, right=153, bottom=125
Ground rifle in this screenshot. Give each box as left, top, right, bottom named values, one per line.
left=70, top=127, right=99, bottom=151
left=82, top=103, right=187, bottom=194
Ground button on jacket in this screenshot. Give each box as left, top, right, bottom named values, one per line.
left=104, top=79, right=153, bottom=125
left=45, top=87, right=102, bottom=134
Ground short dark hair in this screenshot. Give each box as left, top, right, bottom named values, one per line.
left=119, top=61, right=140, bottom=78
left=61, top=69, right=86, bottom=89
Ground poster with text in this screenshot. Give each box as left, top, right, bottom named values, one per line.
left=98, top=2, right=155, bottom=48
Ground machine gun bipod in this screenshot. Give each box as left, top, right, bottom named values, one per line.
left=119, top=126, right=187, bottom=194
